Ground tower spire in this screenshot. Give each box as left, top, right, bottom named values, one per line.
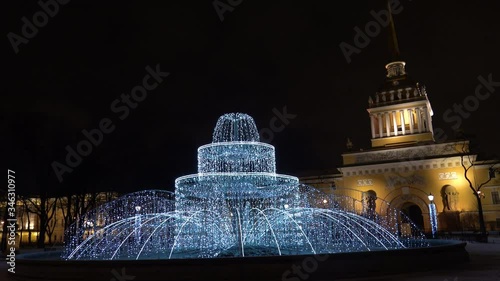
left=384, top=0, right=406, bottom=78
left=367, top=1, right=435, bottom=148
left=387, top=0, right=401, bottom=61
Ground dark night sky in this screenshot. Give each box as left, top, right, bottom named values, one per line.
left=3, top=1, right=500, bottom=196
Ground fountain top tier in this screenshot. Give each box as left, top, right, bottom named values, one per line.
left=176, top=113, right=298, bottom=200
left=212, top=113, right=260, bottom=143
left=196, top=113, right=278, bottom=174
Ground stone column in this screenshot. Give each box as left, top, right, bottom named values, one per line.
left=392, top=111, right=398, bottom=136
left=378, top=113, right=383, bottom=138
left=400, top=110, right=406, bottom=135
left=370, top=114, right=376, bottom=138
left=416, top=107, right=423, bottom=133
left=385, top=112, right=391, bottom=137
left=426, top=107, right=433, bottom=133
left=421, top=107, right=428, bottom=132
left=408, top=108, right=414, bottom=134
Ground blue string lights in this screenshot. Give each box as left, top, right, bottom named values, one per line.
left=63, top=113, right=427, bottom=260
left=428, top=193, right=438, bottom=238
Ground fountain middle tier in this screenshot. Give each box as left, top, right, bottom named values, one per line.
left=197, top=142, right=276, bottom=173
left=175, top=172, right=299, bottom=201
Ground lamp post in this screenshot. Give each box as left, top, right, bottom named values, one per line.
left=428, top=193, right=438, bottom=239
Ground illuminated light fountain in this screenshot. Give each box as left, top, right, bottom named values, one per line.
left=63, top=113, right=426, bottom=261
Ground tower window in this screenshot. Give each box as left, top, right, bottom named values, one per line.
left=492, top=191, right=500, bottom=204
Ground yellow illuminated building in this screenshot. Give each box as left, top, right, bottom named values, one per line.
left=302, top=59, right=500, bottom=233
left=302, top=19, right=500, bottom=234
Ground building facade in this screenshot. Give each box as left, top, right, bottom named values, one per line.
left=301, top=59, right=500, bottom=234
left=0, top=192, right=118, bottom=246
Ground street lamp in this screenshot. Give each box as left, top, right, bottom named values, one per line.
left=477, top=190, right=485, bottom=199
left=428, top=193, right=438, bottom=238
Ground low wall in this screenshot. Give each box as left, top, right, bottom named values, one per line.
left=10, top=240, right=468, bottom=281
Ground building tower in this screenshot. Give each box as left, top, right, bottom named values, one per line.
left=367, top=2, right=434, bottom=148
left=301, top=1, right=500, bottom=235
left=301, top=1, right=500, bottom=234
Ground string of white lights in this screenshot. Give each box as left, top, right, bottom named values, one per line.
left=63, top=113, right=428, bottom=260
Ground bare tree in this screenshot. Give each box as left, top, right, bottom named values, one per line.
left=45, top=200, right=58, bottom=245
left=20, top=197, right=35, bottom=246
left=22, top=195, right=58, bottom=247
left=459, top=141, right=499, bottom=242
left=0, top=190, right=8, bottom=253
left=17, top=199, right=25, bottom=246
left=60, top=190, right=101, bottom=246
left=58, top=195, right=73, bottom=233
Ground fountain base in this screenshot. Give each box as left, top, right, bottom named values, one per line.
left=12, top=240, right=468, bottom=281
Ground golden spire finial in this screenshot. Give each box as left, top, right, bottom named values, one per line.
left=387, top=0, right=401, bottom=61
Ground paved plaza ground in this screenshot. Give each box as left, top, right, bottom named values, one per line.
left=337, top=237, right=500, bottom=281
left=1, top=238, right=499, bottom=281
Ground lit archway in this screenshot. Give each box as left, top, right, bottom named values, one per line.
left=401, top=203, right=424, bottom=235
left=389, top=194, right=429, bottom=234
